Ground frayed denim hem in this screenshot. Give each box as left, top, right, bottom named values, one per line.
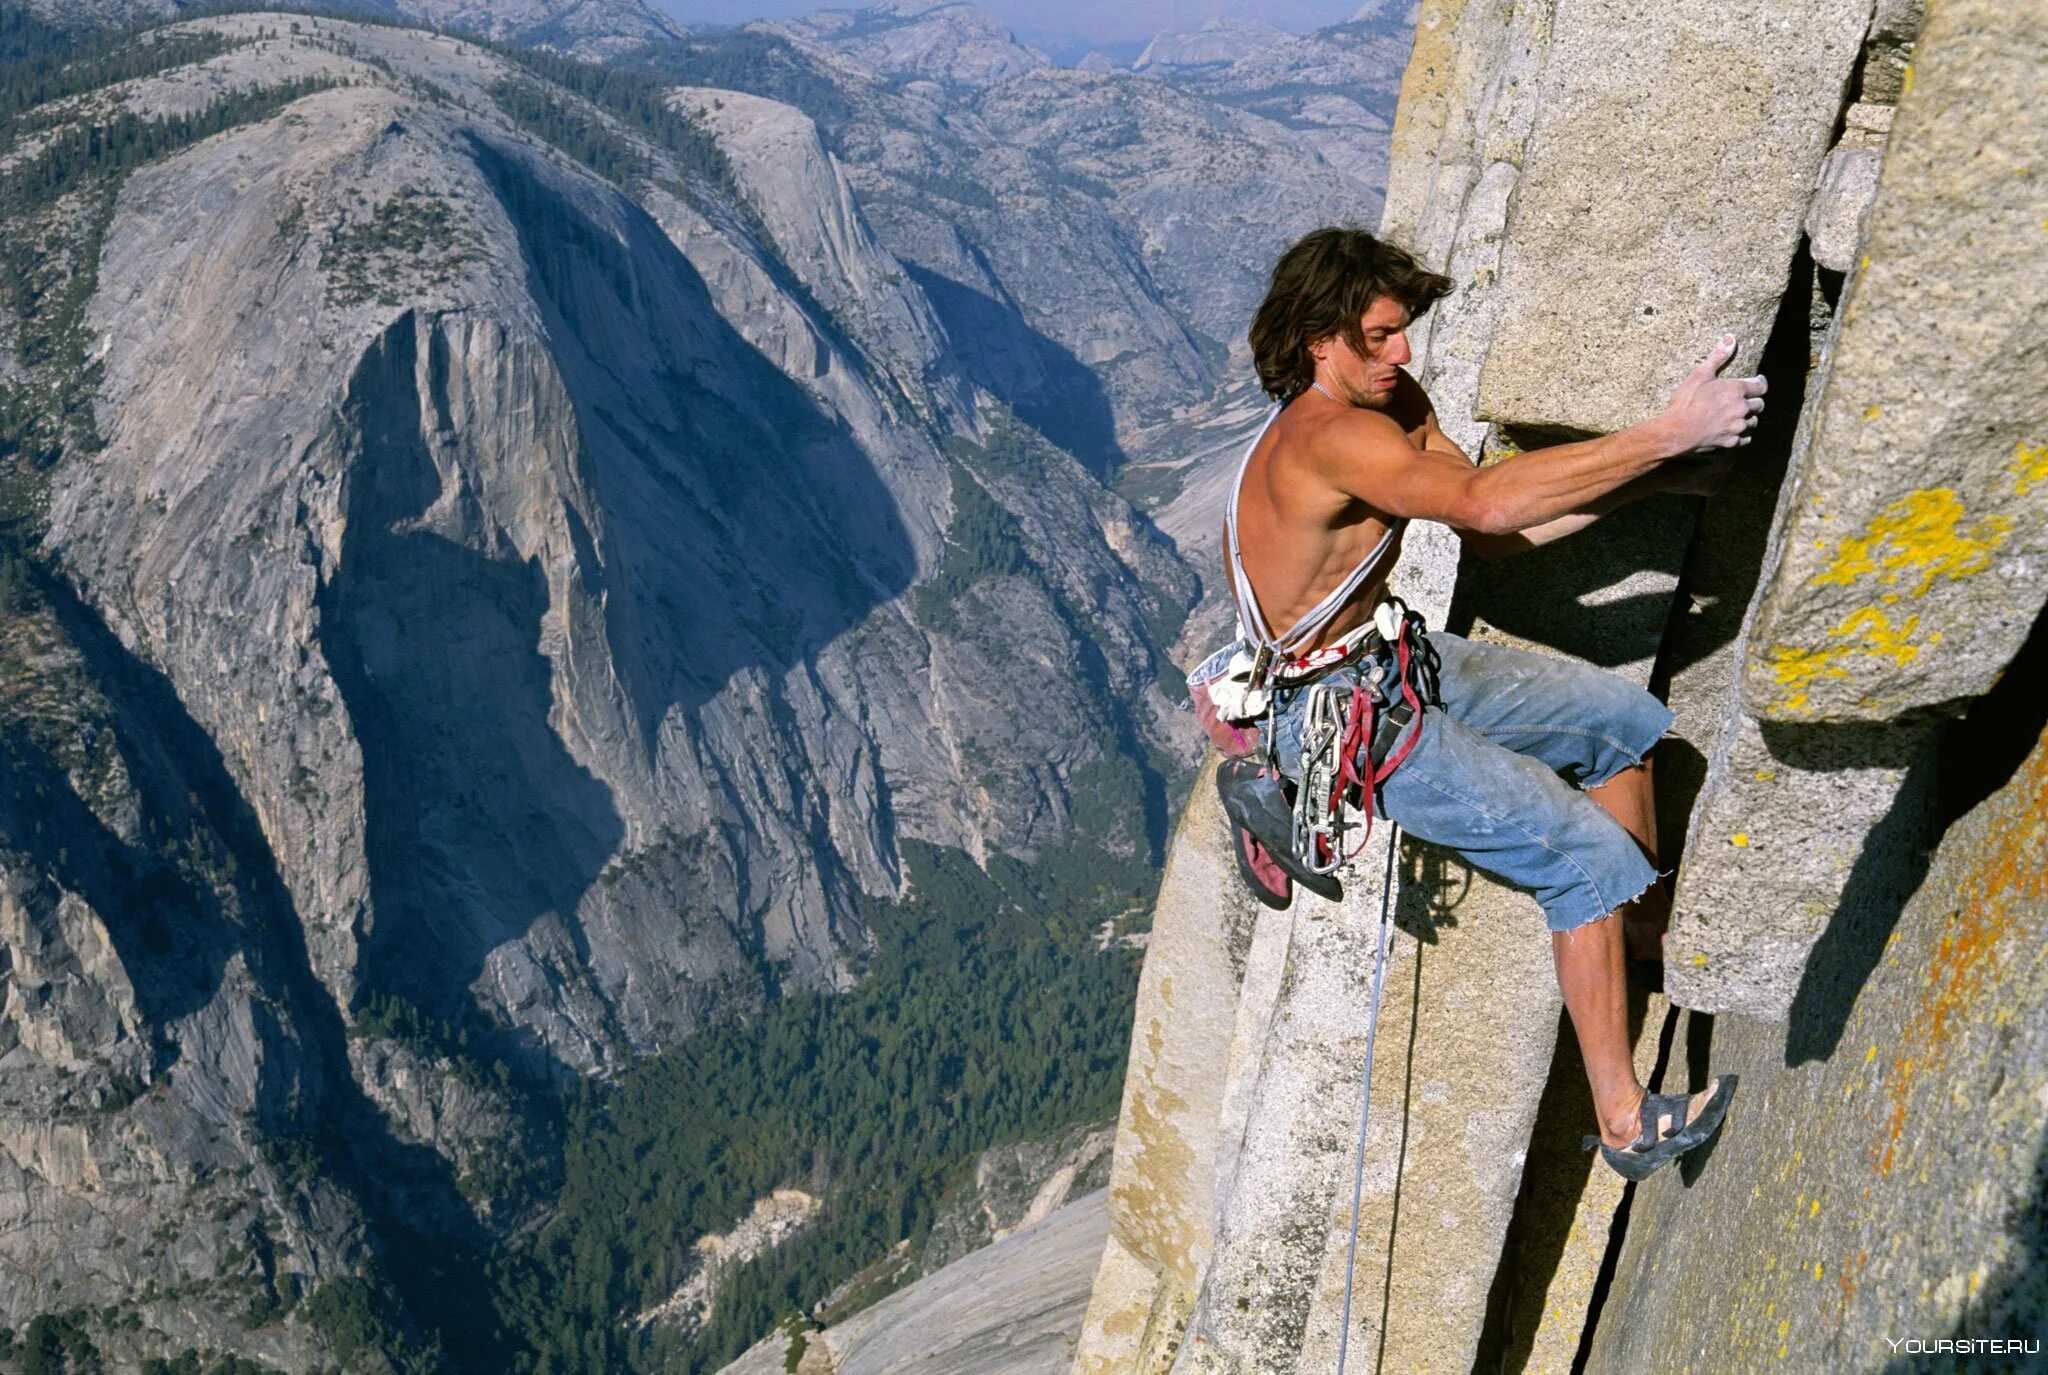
left=1547, top=865, right=1661, bottom=938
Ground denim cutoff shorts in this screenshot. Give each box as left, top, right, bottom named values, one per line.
left=1268, top=630, right=1674, bottom=932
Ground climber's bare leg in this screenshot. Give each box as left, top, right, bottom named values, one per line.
left=1552, top=909, right=1642, bottom=1143
left=1553, top=908, right=1720, bottom=1147
left=1557, top=752, right=1719, bottom=1148
left=1586, top=755, right=1670, bottom=962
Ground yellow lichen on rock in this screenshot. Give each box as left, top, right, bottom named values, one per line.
left=1764, top=606, right=1928, bottom=713
left=1808, top=488, right=2011, bottom=598
left=2009, top=439, right=2048, bottom=495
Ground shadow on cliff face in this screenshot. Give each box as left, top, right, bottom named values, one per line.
left=317, top=313, right=625, bottom=1041
left=1901, top=1130, right=2048, bottom=1368
left=473, top=136, right=918, bottom=730
left=13, top=572, right=309, bottom=1083
left=20, top=570, right=509, bottom=1368
left=1471, top=986, right=1666, bottom=1374
left=0, top=697, right=227, bottom=1071
left=1783, top=601, right=2048, bottom=1068
left=1449, top=251, right=1813, bottom=694
left=1447, top=489, right=1697, bottom=672
left=906, top=261, right=1127, bottom=475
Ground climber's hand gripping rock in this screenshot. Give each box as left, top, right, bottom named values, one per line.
left=1657, top=333, right=1768, bottom=453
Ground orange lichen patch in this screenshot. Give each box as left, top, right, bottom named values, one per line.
left=2010, top=440, right=2048, bottom=496
left=1810, top=488, right=2013, bottom=598
left=1115, top=1074, right=1202, bottom=1281
left=1839, top=1248, right=1867, bottom=1306
left=1875, top=724, right=2048, bottom=1176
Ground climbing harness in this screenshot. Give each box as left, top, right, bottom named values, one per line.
left=1288, top=600, right=1434, bottom=874
left=1335, top=824, right=1400, bottom=1375
left=1195, top=390, right=1438, bottom=903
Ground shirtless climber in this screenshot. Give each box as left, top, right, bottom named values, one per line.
left=1192, top=227, right=1756, bottom=1181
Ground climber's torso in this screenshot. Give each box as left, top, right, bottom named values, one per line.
left=1227, top=368, right=1463, bottom=653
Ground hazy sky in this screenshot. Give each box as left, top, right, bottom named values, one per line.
left=650, top=1, right=1375, bottom=53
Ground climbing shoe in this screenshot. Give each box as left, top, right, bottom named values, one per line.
left=1584, top=1075, right=1739, bottom=1182
left=1216, top=758, right=1343, bottom=905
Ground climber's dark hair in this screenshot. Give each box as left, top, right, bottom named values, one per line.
left=1248, top=227, right=1451, bottom=401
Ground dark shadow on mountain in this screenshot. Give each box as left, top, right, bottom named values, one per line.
left=0, top=668, right=228, bottom=1072
left=311, top=138, right=929, bottom=1026
left=1784, top=603, right=2048, bottom=1068
left=315, top=312, right=624, bottom=1038
left=27, top=568, right=513, bottom=1369
left=905, top=261, right=1126, bottom=475
left=1934, top=601, right=2048, bottom=830
left=1396, top=831, right=1563, bottom=946
left=472, top=135, right=919, bottom=728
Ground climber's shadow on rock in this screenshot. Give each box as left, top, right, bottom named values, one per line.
left=1394, top=835, right=1471, bottom=941
left=1396, top=834, right=1597, bottom=946
left=1448, top=493, right=1699, bottom=672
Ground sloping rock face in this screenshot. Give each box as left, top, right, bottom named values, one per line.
left=1074, top=0, right=2046, bottom=1371
left=1588, top=719, right=2048, bottom=1373
left=0, top=599, right=378, bottom=1373
left=719, top=1189, right=1110, bottom=1375
left=38, top=14, right=1190, bottom=1076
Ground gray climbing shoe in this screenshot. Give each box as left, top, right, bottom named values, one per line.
left=1584, top=1074, right=1739, bottom=1182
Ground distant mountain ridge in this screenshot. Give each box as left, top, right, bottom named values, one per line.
left=24, top=0, right=682, bottom=56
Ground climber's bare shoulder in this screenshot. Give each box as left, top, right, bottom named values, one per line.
left=1294, top=371, right=1478, bottom=520
left=1383, top=369, right=1472, bottom=462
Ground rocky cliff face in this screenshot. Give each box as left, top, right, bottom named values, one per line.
left=1074, top=0, right=2047, bottom=1371
left=0, top=9, right=1211, bottom=1364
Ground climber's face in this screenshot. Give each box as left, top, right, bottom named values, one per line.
left=1310, top=295, right=1414, bottom=409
